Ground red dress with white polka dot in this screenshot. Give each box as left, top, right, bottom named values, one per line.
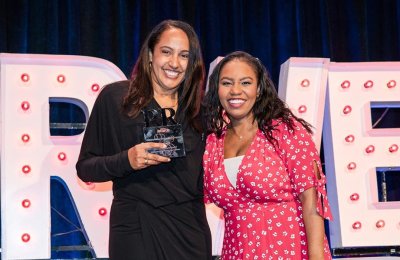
left=203, top=119, right=333, bottom=260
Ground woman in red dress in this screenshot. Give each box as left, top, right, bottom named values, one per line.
left=203, top=51, right=332, bottom=259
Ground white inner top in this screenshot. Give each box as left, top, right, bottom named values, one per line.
left=224, top=155, right=244, bottom=186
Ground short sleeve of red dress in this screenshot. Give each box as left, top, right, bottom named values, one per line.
left=276, top=119, right=333, bottom=220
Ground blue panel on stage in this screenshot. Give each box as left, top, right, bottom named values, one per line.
left=50, top=177, right=95, bottom=259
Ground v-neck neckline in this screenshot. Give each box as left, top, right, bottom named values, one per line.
left=220, top=129, right=260, bottom=189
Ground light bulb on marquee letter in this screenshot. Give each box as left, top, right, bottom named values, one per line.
left=376, top=220, right=385, bottom=228
left=350, top=193, right=360, bottom=201
left=363, top=80, right=374, bottom=89
left=341, top=80, right=350, bottom=89
left=21, top=134, right=30, bottom=143
left=21, top=101, right=30, bottom=111
left=91, top=83, right=100, bottom=92
left=85, top=182, right=95, bottom=190
left=365, top=145, right=375, bottom=154
left=387, top=80, right=396, bottom=88
left=21, top=233, right=30, bottom=243
left=389, top=144, right=398, bottom=153
left=20, top=73, right=30, bottom=82
left=57, top=152, right=67, bottom=161
left=22, top=165, right=31, bottom=174
left=22, top=199, right=31, bottom=208
left=352, top=221, right=362, bottom=230
left=98, top=207, right=107, bottom=216
left=57, top=74, right=66, bottom=83
left=342, top=105, right=352, bottom=115
left=347, top=162, right=357, bottom=171
left=345, top=135, right=355, bottom=143
left=298, top=105, right=307, bottom=114
left=300, top=79, right=310, bottom=87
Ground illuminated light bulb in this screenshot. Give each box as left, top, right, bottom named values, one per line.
left=22, top=199, right=31, bottom=208
left=341, top=80, right=350, bottom=89
left=57, top=152, right=67, bottom=161
left=347, top=162, right=357, bottom=170
left=298, top=105, right=307, bottom=113
left=376, top=220, right=385, bottom=228
left=21, top=73, right=30, bottom=82
left=22, top=165, right=31, bottom=174
left=343, top=105, right=352, bottom=115
left=21, top=134, right=30, bottom=143
left=91, top=83, right=100, bottom=92
left=85, top=182, right=95, bottom=190
left=98, top=207, right=107, bottom=216
left=350, top=193, right=359, bottom=201
left=389, top=144, right=399, bottom=153
left=21, top=101, right=30, bottom=111
left=21, top=233, right=30, bottom=242
left=57, top=74, right=66, bottom=83
left=300, top=79, right=310, bottom=87
left=345, top=135, right=355, bottom=143
left=363, top=80, right=373, bottom=88
left=365, top=145, right=375, bottom=154
left=352, top=221, right=362, bottom=230
left=387, top=80, right=396, bottom=88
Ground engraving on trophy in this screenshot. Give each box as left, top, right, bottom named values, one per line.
left=142, top=108, right=185, bottom=158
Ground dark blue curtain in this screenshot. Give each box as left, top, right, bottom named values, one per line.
left=2, top=0, right=400, bottom=258
left=2, top=0, right=400, bottom=84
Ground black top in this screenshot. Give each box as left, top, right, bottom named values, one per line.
left=76, top=80, right=211, bottom=260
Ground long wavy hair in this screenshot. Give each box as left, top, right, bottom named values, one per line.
left=203, top=51, right=312, bottom=145
left=122, top=20, right=205, bottom=131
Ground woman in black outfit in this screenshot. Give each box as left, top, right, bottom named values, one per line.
left=76, top=20, right=212, bottom=260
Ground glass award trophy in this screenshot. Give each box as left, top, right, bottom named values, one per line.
left=142, top=108, right=186, bottom=158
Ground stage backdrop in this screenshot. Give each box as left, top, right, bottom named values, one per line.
left=1, top=0, right=400, bottom=259
left=1, top=53, right=399, bottom=259
left=1, top=0, right=400, bottom=85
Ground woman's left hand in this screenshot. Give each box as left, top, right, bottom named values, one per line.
left=127, top=142, right=171, bottom=170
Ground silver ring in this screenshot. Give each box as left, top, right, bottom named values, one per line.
left=144, top=158, right=148, bottom=165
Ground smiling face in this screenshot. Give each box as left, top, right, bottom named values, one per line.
left=218, top=59, right=259, bottom=123
left=149, top=27, right=189, bottom=94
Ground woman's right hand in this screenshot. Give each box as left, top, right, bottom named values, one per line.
left=127, top=142, right=171, bottom=170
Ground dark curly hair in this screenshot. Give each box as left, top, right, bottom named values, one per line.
left=122, top=20, right=205, bottom=132
left=203, top=51, right=312, bottom=146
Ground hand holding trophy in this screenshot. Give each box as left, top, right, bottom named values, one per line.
left=142, top=108, right=186, bottom=158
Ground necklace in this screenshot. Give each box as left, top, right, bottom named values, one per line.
left=231, top=131, right=243, bottom=140
left=229, top=124, right=258, bottom=141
